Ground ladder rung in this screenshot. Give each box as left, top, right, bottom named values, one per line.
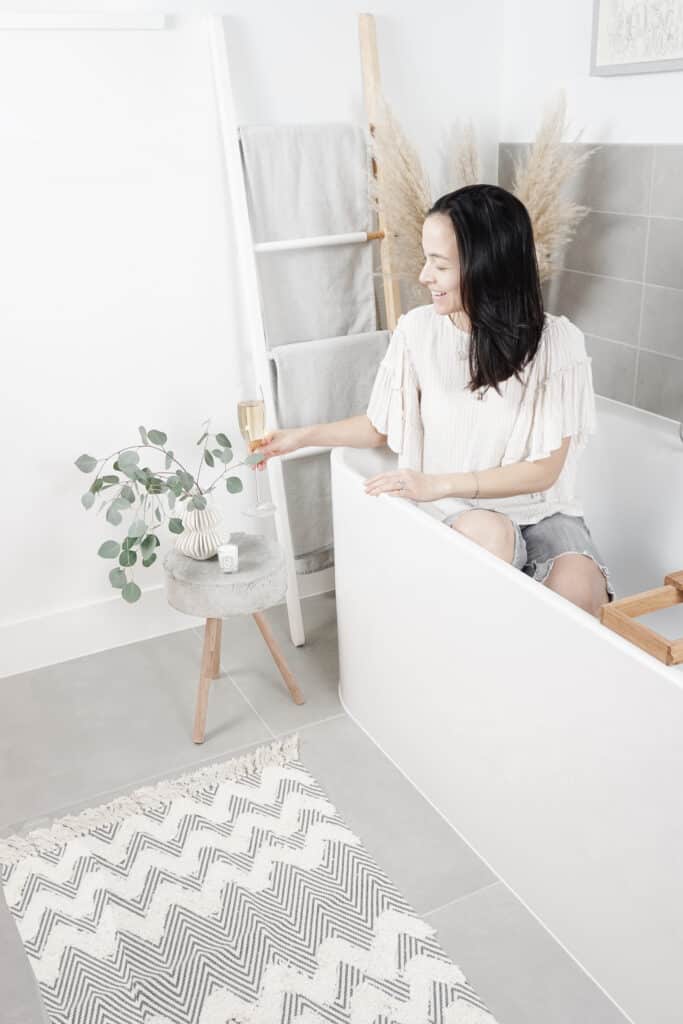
left=254, top=230, right=383, bottom=254
left=281, top=445, right=333, bottom=461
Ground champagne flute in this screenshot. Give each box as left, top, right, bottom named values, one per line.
left=237, top=397, right=277, bottom=517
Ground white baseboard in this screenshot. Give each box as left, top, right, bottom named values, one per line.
left=0, top=568, right=336, bottom=679
left=0, top=586, right=202, bottom=679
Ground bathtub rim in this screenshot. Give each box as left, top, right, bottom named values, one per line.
left=330, top=434, right=683, bottom=691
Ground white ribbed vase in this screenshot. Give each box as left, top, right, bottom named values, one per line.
left=174, top=501, right=223, bottom=560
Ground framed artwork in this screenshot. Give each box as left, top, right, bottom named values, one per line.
left=591, top=0, right=683, bottom=75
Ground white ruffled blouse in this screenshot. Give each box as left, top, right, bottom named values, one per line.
left=365, top=303, right=597, bottom=527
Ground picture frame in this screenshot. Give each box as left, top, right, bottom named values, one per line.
left=590, top=0, right=683, bottom=76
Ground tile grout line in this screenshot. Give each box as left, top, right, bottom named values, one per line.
left=632, top=146, right=656, bottom=405
left=221, top=670, right=277, bottom=741
left=585, top=330, right=683, bottom=360
left=423, top=879, right=502, bottom=919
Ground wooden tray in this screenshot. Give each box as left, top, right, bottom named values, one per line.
left=600, top=570, right=683, bottom=665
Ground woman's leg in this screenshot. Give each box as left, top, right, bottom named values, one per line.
left=447, top=509, right=524, bottom=566
left=541, top=553, right=610, bottom=617
left=522, top=513, right=615, bottom=617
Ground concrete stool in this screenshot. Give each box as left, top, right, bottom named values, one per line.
left=163, top=533, right=304, bottom=743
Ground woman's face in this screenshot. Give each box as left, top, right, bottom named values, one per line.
left=418, top=213, right=462, bottom=317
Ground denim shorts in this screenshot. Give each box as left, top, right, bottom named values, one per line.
left=442, top=509, right=615, bottom=603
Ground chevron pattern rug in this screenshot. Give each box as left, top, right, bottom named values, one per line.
left=0, top=734, right=500, bottom=1024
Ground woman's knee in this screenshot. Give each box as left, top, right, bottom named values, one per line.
left=542, top=553, right=609, bottom=616
left=450, top=510, right=516, bottom=564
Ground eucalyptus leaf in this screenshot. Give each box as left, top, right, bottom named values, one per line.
left=118, top=450, right=140, bottom=470
left=204, top=450, right=215, bottom=468
left=81, top=492, right=95, bottom=510
left=98, top=540, right=120, bottom=559
left=168, top=517, right=184, bottom=534
left=120, top=485, right=135, bottom=503
left=106, top=506, right=123, bottom=526
left=148, top=429, right=167, bottom=446
left=122, top=536, right=139, bottom=550
left=177, top=470, right=194, bottom=492
left=155, top=507, right=162, bottom=522
left=218, top=448, right=233, bottom=464
left=245, top=452, right=265, bottom=465
left=75, top=454, right=97, bottom=474
left=165, top=450, right=173, bottom=470
left=122, top=581, right=141, bottom=603
left=90, top=478, right=104, bottom=494
left=216, top=433, right=230, bottom=448
left=119, top=549, right=137, bottom=567
left=109, top=567, right=127, bottom=589
left=102, top=475, right=119, bottom=485
left=226, top=477, right=243, bottom=494
left=196, top=431, right=208, bottom=446
left=190, top=495, right=207, bottom=511
left=140, top=535, right=157, bottom=556
left=142, top=553, right=157, bottom=568
left=127, top=519, right=147, bottom=539
left=138, top=425, right=148, bottom=444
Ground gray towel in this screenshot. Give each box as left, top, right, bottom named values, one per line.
left=239, top=122, right=382, bottom=574
left=239, top=122, right=377, bottom=346
left=268, top=330, right=390, bottom=427
left=269, top=330, right=389, bottom=574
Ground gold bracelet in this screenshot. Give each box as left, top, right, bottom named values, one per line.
left=471, top=471, right=480, bottom=500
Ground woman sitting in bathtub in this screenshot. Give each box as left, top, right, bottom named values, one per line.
left=253, top=183, right=615, bottom=618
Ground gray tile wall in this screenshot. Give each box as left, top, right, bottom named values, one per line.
left=498, top=143, right=683, bottom=421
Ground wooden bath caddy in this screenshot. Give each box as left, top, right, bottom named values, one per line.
left=600, top=571, right=683, bottom=665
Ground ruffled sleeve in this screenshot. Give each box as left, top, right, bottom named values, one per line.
left=501, top=315, right=596, bottom=465
left=366, top=315, right=424, bottom=471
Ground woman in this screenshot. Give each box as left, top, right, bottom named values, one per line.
left=253, top=184, right=615, bottom=617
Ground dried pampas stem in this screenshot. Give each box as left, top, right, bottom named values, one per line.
left=512, top=88, right=599, bottom=281
left=367, top=92, right=432, bottom=306
left=446, top=119, right=481, bottom=190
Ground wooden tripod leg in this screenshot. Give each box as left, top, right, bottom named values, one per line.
left=252, top=611, right=305, bottom=705
left=193, top=617, right=221, bottom=744
left=211, top=619, right=222, bottom=678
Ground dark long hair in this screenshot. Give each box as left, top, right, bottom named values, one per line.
left=427, top=184, right=545, bottom=396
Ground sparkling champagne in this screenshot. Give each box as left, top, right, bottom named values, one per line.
left=237, top=400, right=266, bottom=451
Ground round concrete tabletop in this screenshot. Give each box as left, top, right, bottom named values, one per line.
left=163, top=532, right=287, bottom=618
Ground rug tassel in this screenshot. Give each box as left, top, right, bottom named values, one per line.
left=0, top=734, right=300, bottom=868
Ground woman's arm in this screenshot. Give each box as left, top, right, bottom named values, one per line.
left=436, top=437, right=571, bottom=500
left=301, top=414, right=387, bottom=449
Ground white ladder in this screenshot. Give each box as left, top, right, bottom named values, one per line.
left=205, top=12, right=401, bottom=647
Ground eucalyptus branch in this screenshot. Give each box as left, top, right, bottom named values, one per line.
left=75, top=422, right=261, bottom=605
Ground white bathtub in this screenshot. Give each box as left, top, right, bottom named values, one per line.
left=331, top=395, right=683, bottom=1024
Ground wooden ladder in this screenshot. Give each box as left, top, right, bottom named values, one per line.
left=205, top=12, right=402, bottom=647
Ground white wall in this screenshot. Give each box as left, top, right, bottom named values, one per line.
left=0, top=2, right=504, bottom=675
left=501, top=0, right=683, bottom=142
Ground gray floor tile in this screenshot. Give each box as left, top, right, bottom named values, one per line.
left=427, top=883, right=630, bottom=1024
left=201, top=591, right=342, bottom=735
left=0, top=887, right=47, bottom=1024
left=298, top=714, right=497, bottom=917
left=0, top=627, right=271, bottom=831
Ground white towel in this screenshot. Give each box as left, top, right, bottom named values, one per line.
left=239, top=122, right=381, bottom=574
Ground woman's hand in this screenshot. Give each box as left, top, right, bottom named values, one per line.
left=249, top=428, right=308, bottom=471
left=364, top=469, right=443, bottom=502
